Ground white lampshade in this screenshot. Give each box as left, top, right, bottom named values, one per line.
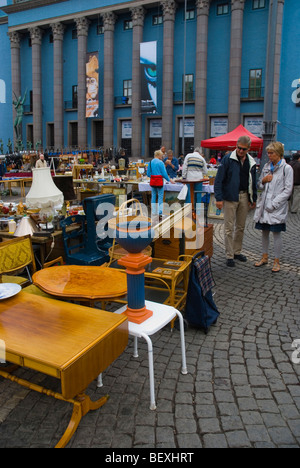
left=26, top=167, right=64, bottom=209
left=14, top=216, right=37, bottom=237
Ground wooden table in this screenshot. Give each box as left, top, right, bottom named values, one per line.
left=0, top=291, right=128, bottom=448
left=1, top=177, right=32, bottom=198
left=32, top=265, right=127, bottom=305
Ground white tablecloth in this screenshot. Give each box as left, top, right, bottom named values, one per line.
left=138, top=181, right=214, bottom=193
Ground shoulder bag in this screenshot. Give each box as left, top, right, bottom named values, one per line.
left=149, top=160, right=163, bottom=187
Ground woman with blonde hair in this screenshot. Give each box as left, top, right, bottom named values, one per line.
left=253, top=142, right=293, bottom=272
left=147, top=149, right=174, bottom=219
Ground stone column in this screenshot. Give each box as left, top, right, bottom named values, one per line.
left=75, top=17, right=89, bottom=149
left=51, top=22, right=65, bottom=150
left=29, top=26, right=43, bottom=147
left=272, top=0, right=285, bottom=123
left=260, top=0, right=285, bottom=171
left=102, top=12, right=116, bottom=151
left=161, top=0, right=177, bottom=151
left=228, top=0, right=245, bottom=131
left=195, top=0, right=210, bottom=146
left=131, top=6, right=145, bottom=159
left=8, top=31, right=21, bottom=147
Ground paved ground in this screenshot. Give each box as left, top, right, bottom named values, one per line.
left=0, top=193, right=299, bottom=448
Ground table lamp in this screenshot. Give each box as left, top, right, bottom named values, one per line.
left=116, top=218, right=154, bottom=324
left=14, top=215, right=37, bottom=237
left=26, top=167, right=64, bottom=230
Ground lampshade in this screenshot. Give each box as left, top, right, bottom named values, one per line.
left=26, top=167, right=64, bottom=209
left=14, top=216, right=37, bottom=237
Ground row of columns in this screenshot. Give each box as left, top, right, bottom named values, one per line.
left=8, top=0, right=284, bottom=156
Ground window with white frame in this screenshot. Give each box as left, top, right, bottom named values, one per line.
left=253, top=0, right=266, bottom=10
left=123, top=80, right=132, bottom=105
left=217, top=3, right=229, bottom=15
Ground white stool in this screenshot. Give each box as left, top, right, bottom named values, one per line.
left=97, top=300, right=187, bottom=410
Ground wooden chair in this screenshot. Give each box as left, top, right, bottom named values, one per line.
left=0, top=234, right=64, bottom=298
left=0, top=235, right=37, bottom=287
left=60, top=214, right=109, bottom=266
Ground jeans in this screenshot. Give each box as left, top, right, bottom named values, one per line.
left=151, top=186, right=164, bottom=215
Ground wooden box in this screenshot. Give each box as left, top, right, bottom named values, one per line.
left=153, top=223, right=213, bottom=260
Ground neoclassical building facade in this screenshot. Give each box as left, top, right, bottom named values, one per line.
left=0, top=0, right=298, bottom=158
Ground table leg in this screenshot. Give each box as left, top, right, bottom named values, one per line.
left=0, top=367, right=109, bottom=448
left=56, top=393, right=109, bottom=448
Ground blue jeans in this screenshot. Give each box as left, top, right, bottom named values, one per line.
left=151, top=187, right=164, bottom=215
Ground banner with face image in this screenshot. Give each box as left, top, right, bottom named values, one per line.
left=140, top=41, right=157, bottom=114
left=86, top=52, right=99, bottom=118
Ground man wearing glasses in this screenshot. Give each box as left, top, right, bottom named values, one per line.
left=214, top=136, right=257, bottom=267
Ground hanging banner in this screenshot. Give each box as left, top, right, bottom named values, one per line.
left=210, top=117, right=228, bottom=137
left=86, top=52, right=99, bottom=118
left=244, top=116, right=263, bottom=137
left=179, top=118, right=195, bottom=137
left=149, top=119, right=162, bottom=138
left=122, top=121, right=132, bottom=139
left=140, top=41, right=158, bottom=114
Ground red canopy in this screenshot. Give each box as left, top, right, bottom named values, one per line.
left=201, top=124, right=263, bottom=151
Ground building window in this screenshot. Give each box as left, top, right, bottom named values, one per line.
left=249, top=69, right=262, bottom=98
left=124, top=20, right=133, bottom=30
left=49, top=33, right=53, bottom=43
left=123, top=80, right=132, bottom=105
left=184, top=74, right=194, bottom=101
left=72, top=29, right=77, bottom=40
left=217, top=3, right=229, bottom=15
left=185, top=9, right=195, bottom=21
left=97, top=24, right=104, bottom=35
left=72, top=85, right=78, bottom=109
left=152, top=14, right=163, bottom=25
left=253, top=0, right=266, bottom=9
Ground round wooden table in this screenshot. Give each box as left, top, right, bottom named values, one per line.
left=32, top=265, right=127, bottom=303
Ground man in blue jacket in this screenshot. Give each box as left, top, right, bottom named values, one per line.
left=214, top=136, right=257, bottom=267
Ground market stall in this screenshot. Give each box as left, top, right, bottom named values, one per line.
left=201, top=124, right=263, bottom=151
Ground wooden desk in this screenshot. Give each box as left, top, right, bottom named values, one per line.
left=32, top=265, right=127, bottom=304
left=0, top=291, right=128, bottom=448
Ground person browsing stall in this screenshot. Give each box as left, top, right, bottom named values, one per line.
left=35, top=153, right=47, bottom=168
left=147, top=149, right=174, bottom=220
left=214, top=136, right=257, bottom=267
left=182, top=147, right=208, bottom=205
left=253, top=142, right=293, bottom=273
left=289, top=152, right=300, bottom=214
left=164, top=150, right=179, bottom=179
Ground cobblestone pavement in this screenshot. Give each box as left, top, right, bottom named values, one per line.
left=0, top=208, right=299, bottom=448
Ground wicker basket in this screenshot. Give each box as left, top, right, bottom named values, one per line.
left=108, top=198, right=151, bottom=231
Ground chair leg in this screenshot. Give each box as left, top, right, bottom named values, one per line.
left=176, top=310, right=188, bottom=375
left=96, top=373, right=103, bottom=387
left=133, top=336, right=139, bottom=358
left=139, top=332, right=156, bottom=410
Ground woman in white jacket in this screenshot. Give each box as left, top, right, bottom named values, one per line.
left=254, top=142, right=293, bottom=272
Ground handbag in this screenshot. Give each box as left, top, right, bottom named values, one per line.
left=150, top=175, right=163, bottom=187
left=149, top=160, right=163, bottom=187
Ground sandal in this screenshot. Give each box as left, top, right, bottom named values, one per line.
left=254, top=254, right=268, bottom=267
left=272, top=259, right=280, bottom=273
